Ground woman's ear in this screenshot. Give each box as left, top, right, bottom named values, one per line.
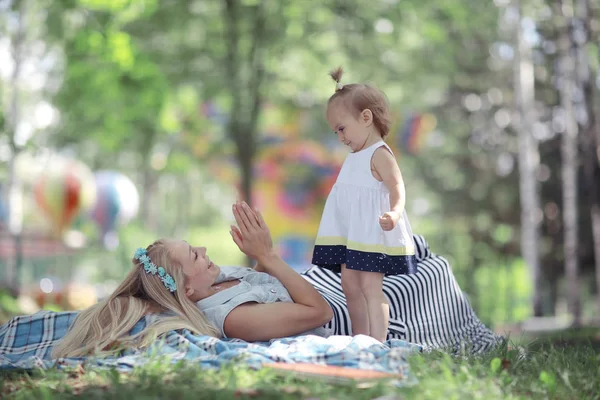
left=185, top=286, right=195, bottom=299
left=361, top=109, right=374, bottom=127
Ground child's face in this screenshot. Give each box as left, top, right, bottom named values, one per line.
left=326, top=103, right=371, bottom=152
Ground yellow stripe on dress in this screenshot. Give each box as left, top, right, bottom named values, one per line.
left=314, top=236, right=415, bottom=256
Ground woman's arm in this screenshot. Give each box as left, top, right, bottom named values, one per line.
left=224, top=301, right=332, bottom=341
left=226, top=202, right=333, bottom=340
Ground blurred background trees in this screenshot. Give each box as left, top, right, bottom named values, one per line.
left=0, top=0, right=599, bottom=329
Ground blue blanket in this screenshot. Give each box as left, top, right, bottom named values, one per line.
left=0, top=311, right=421, bottom=384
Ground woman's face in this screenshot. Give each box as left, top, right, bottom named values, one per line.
left=169, top=240, right=221, bottom=302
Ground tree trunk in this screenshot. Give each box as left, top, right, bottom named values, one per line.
left=4, top=0, right=27, bottom=292
left=512, top=0, right=543, bottom=316
left=223, top=0, right=267, bottom=268
left=557, top=0, right=582, bottom=326
left=5, top=159, right=24, bottom=292
left=238, top=141, right=254, bottom=205
left=578, top=0, right=600, bottom=322
left=547, top=270, right=559, bottom=316
left=593, top=206, right=600, bottom=319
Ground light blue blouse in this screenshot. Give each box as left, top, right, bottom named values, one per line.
left=196, top=266, right=333, bottom=339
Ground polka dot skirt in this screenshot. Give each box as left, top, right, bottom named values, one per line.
left=311, top=245, right=418, bottom=276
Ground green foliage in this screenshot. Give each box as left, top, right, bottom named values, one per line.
left=474, top=259, right=533, bottom=327
left=41, top=0, right=167, bottom=175
left=0, top=290, right=22, bottom=324
left=53, top=28, right=167, bottom=153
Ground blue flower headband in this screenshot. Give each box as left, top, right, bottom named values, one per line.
left=134, top=248, right=177, bottom=293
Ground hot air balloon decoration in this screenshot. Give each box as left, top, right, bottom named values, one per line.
left=398, top=113, right=437, bottom=155
left=33, top=158, right=97, bottom=237
left=251, top=139, right=341, bottom=267
left=90, top=171, right=140, bottom=241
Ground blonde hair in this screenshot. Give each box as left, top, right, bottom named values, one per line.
left=327, top=66, right=392, bottom=139
left=51, top=239, right=220, bottom=359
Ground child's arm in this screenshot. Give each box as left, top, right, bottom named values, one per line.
left=372, top=147, right=406, bottom=231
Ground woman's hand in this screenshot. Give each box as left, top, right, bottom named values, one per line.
left=227, top=200, right=334, bottom=340
left=230, top=201, right=275, bottom=263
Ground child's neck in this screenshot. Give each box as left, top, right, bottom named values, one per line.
left=354, top=131, right=382, bottom=152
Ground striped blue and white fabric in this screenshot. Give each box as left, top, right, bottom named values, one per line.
left=302, top=235, right=504, bottom=353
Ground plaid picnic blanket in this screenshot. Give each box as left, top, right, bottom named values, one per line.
left=0, top=311, right=420, bottom=384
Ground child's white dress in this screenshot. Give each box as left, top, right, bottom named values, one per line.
left=312, top=141, right=418, bottom=275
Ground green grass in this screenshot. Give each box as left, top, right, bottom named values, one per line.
left=1, top=337, right=598, bottom=399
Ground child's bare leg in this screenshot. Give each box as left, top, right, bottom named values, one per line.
left=341, top=264, right=370, bottom=336
left=360, top=271, right=388, bottom=342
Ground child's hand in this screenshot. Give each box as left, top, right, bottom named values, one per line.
left=379, top=211, right=400, bottom=231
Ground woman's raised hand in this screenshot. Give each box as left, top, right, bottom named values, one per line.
left=230, top=201, right=274, bottom=262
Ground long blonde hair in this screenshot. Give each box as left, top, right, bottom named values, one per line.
left=51, top=239, right=220, bottom=359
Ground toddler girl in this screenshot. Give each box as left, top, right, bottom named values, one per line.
left=312, top=67, right=418, bottom=342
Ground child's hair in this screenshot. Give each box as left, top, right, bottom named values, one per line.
left=327, top=67, right=391, bottom=139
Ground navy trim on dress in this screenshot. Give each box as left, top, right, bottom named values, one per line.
left=312, top=245, right=418, bottom=275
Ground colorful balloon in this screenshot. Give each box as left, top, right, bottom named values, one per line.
left=33, top=158, right=96, bottom=235
left=251, top=139, right=342, bottom=265
left=398, top=113, right=437, bottom=155
left=90, top=171, right=140, bottom=237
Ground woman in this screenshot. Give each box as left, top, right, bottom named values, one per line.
left=52, top=201, right=334, bottom=358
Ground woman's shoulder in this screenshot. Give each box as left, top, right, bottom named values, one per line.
left=218, top=266, right=280, bottom=284
left=217, top=266, right=255, bottom=281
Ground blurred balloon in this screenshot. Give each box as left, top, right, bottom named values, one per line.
left=397, top=113, right=437, bottom=155
left=90, top=171, right=140, bottom=239
left=33, top=158, right=97, bottom=236
left=251, top=139, right=342, bottom=265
